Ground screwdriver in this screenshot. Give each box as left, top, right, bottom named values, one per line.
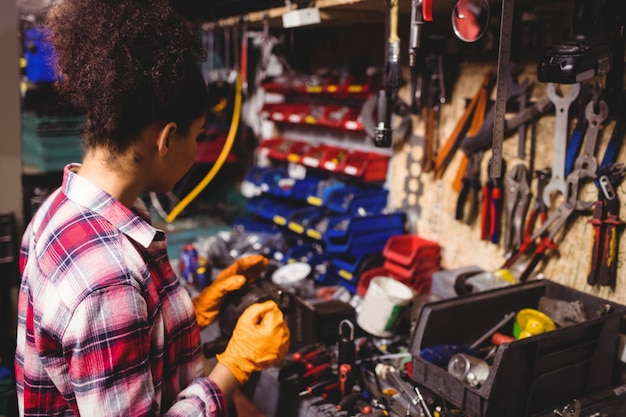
left=299, top=378, right=340, bottom=397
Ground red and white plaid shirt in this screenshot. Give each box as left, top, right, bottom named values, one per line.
left=16, top=164, right=225, bottom=416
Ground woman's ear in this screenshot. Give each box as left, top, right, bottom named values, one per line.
left=156, top=122, right=177, bottom=156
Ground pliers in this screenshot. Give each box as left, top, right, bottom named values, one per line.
left=480, top=158, right=506, bottom=244
left=587, top=163, right=626, bottom=289
left=503, top=164, right=531, bottom=259
left=455, top=151, right=483, bottom=225
left=517, top=167, right=595, bottom=282
left=503, top=168, right=551, bottom=269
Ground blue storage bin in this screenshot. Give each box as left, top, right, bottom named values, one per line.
left=287, top=206, right=326, bottom=235
left=24, top=28, right=58, bottom=83
left=326, top=186, right=389, bottom=215
left=305, top=179, right=348, bottom=207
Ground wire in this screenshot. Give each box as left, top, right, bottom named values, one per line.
left=165, top=74, right=242, bottom=223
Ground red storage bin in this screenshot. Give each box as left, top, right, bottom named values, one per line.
left=382, top=234, right=441, bottom=281
left=341, top=151, right=390, bottom=183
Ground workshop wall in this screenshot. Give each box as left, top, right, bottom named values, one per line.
left=389, top=59, right=626, bottom=305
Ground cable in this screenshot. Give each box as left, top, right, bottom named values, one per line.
left=165, top=74, right=242, bottom=223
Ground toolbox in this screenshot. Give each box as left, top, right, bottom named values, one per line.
left=408, top=279, right=626, bottom=417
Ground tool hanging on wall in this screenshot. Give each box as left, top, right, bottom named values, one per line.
left=375, top=0, right=405, bottom=148
left=587, top=90, right=626, bottom=288
left=587, top=163, right=626, bottom=289
left=488, top=0, right=515, bottom=182
left=408, top=0, right=433, bottom=114
left=421, top=46, right=448, bottom=173
left=434, top=72, right=492, bottom=180
left=455, top=151, right=483, bottom=225
left=541, top=83, right=581, bottom=205
left=454, top=65, right=530, bottom=193
left=564, top=82, right=603, bottom=177
left=502, top=168, right=550, bottom=270
left=502, top=164, right=531, bottom=259
left=480, top=157, right=507, bottom=244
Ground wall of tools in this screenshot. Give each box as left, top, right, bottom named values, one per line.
left=239, top=0, right=626, bottom=304
left=391, top=60, right=626, bottom=305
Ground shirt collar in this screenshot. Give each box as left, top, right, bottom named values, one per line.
left=62, top=163, right=157, bottom=248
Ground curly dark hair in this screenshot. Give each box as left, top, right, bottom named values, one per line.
left=44, top=0, right=207, bottom=153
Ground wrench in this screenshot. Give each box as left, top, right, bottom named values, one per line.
left=543, top=82, right=581, bottom=205
left=573, top=99, right=608, bottom=175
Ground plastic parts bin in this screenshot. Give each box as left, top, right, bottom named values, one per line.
left=409, top=279, right=626, bottom=417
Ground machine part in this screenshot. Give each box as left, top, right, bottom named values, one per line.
left=542, top=82, right=581, bottom=204
left=489, top=0, right=515, bottom=181
left=452, top=0, right=491, bottom=43
left=203, top=279, right=290, bottom=357
left=447, top=353, right=491, bottom=388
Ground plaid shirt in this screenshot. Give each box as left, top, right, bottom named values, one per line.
left=15, top=164, right=226, bottom=417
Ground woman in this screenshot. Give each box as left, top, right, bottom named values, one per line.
left=15, top=0, right=289, bottom=415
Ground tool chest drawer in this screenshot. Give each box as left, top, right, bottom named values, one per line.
left=408, top=279, right=626, bottom=417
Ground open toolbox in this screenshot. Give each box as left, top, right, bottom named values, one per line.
left=409, top=279, right=626, bottom=417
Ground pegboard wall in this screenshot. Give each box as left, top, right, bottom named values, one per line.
left=388, top=60, right=626, bottom=305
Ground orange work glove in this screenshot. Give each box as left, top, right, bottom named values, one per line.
left=192, top=255, right=268, bottom=328
left=216, top=300, right=290, bottom=384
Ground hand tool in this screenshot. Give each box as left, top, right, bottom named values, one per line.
left=516, top=78, right=528, bottom=158
left=459, top=64, right=529, bottom=156
left=480, top=158, right=506, bottom=244
left=598, top=89, right=626, bottom=170
left=376, top=0, right=405, bottom=148
left=459, top=95, right=553, bottom=156
left=518, top=166, right=595, bottom=282
left=587, top=163, right=626, bottom=288
left=434, top=72, right=491, bottom=180
left=385, top=368, right=433, bottom=417
left=422, top=53, right=447, bottom=173
left=489, top=0, right=515, bottom=182
left=573, top=99, right=608, bottom=176
left=542, top=82, right=581, bottom=205
left=564, top=82, right=602, bottom=176
left=455, top=151, right=482, bottom=225
left=299, top=377, right=341, bottom=397
left=503, top=164, right=531, bottom=259
left=408, top=0, right=432, bottom=114
left=336, top=391, right=360, bottom=411
left=502, top=168, right=551, bottom=269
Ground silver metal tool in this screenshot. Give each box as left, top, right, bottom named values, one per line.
left=489, top=0, right=515, bottom=181
left=542, top=82, right=581, bottom=204
left=573, top=99, right=608, bottom=175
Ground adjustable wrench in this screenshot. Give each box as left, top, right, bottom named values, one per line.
left=543, top=82, right=581, bottom=204
left=573, top=99, right=608, bottom=175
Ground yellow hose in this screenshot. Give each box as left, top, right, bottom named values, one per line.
left=166, top=75, right=242, bottom=223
